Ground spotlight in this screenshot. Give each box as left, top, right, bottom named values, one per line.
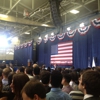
left=67, top=27, right=71, bottom=31
left=51, top=32, right=54, bottom=36
left=45, top=34, right=48, bottom=38
left=38, top=36, right=42, bottom=39
left=79, top=23, right=85, bottom=27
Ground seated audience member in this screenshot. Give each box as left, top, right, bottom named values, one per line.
left=94, top=66, right=100, bottom=73
left=78, top=70, right=100, bottom=100
left=0, top=68, right=3, bottom=80
left=16, top=67, right=25, bottom=73
left=33, top=66, right=40, bottom=81
left=24, top=67, right=33, bottom=80
left=62, top=73, right=73, bottom=94
left=6, top=72, right=15, bottom=100
left=0, top=78, right=7, bottom=100
left=46, top=70, right=72, bottom=100
left=33, top=64, right=38, bottom=68
left=47, top=67, right=51, bottom=72
left=21, top=81, right=46, bottom=100
left=69, top=71, right=79, bottom=91
left=40, top=71, right=51, bottom=93
left=2, top=68, right=12, bottom=91
left=10, top=73, right=29, bottom=100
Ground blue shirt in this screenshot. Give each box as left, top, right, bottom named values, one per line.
left=46, top=88, right=72, bottom=100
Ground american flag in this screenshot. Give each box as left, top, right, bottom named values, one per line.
left=50, top=41, right=73, bottom=65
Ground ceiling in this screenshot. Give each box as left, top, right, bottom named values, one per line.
left=0, top=0, right=99, bottom=43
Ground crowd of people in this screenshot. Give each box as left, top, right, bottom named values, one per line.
left=0, top=63, right=100, bottom=100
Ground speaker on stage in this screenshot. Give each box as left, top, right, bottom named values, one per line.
left=28, top=59, right=32, bottom=67
left=49, top=0, right=62, bottom=27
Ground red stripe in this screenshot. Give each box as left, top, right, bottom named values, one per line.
left=58, top=46, right=72, bottom=50
left=51, top=57, right=72, bottom=60
left=50, top=41, right=73, bottom=65
left=58, top=42, right=73, bottom=47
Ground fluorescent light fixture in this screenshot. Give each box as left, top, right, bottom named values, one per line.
left=38, top=36, right=42, bottom=39
left=0, top=14, right=8, bottom=18
left=11, top=37, right=19, bottom=43
left=45, top=34, right=48, bottom=38
left=6, top=52, right=14, bottom=55
left=41, top=24, right=48, bottom=27
left=70, top=9, right=79, bottom=14
left=67, top=27, right=71, bottom=31
left=25, top=32, right=30, bottom=34
left=51, top=32, right=54, bottom=36
left=79, top=23, right=85, bottom=27
left=0, top=36, right=8, bottom=47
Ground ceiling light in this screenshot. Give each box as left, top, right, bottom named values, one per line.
left=79, top=23, right=85, bottom=27
left=41, top=24, right=48, bottom=27
left=45, top=34, right=48, bottom=38
left=25, top=32, right=30, bottom=35
left=11, top=37, right=19, bottom=43
left=70, top=9, right=79, bottom=14
left=67, top=27, right=71, bottom=31
left=51, top=32, right=54, bottom=36
left=0, top=14, right=8, bottom=18
left=38, top=36, right=42, bottom=39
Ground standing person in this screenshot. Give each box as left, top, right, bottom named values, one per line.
left=46, top=70, right=72, bottom=100
left=21, top=81, right=46, bottom=100
left=78, top=70, right=100, bottom=100
left=10, top=73, right=29, bottom=100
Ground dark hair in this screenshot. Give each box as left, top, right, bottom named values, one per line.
left=22, top=81, right=46, bottom=99
left=82, top=70, right=100, bottom=96
left=25, top=67, right=33, bottom=76
left=13, top=73, right=29, bottom=100
left=18, top=67, right=25, bottom=73
left=51, top=70, right=62, bottom=88
left=33, top=67, right=40, bottom=75
left=62, top=73, right=71, bottom=83
left=0, top=68, right=2, bottom=76
left=70, top=71, right=79, bottom=84
left=40, top=71, right=50, bottom=84
left=8, top=72, right=15, bottom=85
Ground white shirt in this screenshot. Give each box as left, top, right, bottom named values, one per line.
left=84, top=94, right=93, bottom=100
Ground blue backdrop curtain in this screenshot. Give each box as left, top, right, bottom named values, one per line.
left=14, top=41, right=33, bottom=66
left=36, top=24, right=100, bottom=69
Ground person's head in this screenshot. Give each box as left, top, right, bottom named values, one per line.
left=10, top=73, right=29, bottom=95
left=61, top=73, right=71, bottom=85
left=22, top=81, right=46, bottom=100
left=33, top=64, right=38, bottom=68
left=16, top=67, right=25, bottom=73
left=8, top=72, right=15, bottom=85
left=70, top=71, right=79, bottom=85
left=40, top=71, right=50, bottom=85
left=51, top=70, right=62, bottom=88
left=78, top=70, right=100, bottom=96
left=25, top=67, right=33, bottom=76
left=33, top=67, right=40, bottom=75
left=2, top=67, right=12, bottom=78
